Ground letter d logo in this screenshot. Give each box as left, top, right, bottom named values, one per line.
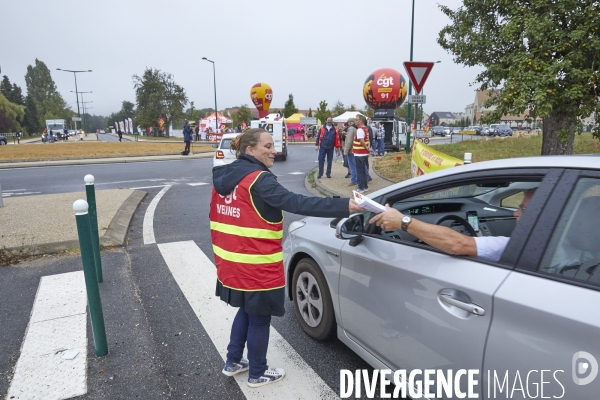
left=572, top=351, right=598, bottom=385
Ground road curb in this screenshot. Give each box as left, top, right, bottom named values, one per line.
left=1, top=190, right=146, bottom=258
left=312, top=168, right=342, bottom=198
left=102, top=190, right=146, bottom=247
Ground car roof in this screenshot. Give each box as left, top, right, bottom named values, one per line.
left=368, top=155, right=600, bottom=198
left=220, top=133, right=241, bottom=140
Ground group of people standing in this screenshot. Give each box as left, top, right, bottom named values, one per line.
left=315, top=115, right=385, bottom=193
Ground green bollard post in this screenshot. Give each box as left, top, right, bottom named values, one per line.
left=73, top=199, right=108, bottom=357
left=85, top=174, right=103, bottom=283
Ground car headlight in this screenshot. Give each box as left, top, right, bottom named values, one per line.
left=288, top=220, right=306, bottom=233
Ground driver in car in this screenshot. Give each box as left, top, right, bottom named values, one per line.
left=369, top=190, right=535, bottom=262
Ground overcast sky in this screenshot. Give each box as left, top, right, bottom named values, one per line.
left=2, top=0, right=483, bottom=117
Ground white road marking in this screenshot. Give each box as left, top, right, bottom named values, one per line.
left=7, top=271, right=88, bottom=400
left=129, top=185, right=168, bottom=190
left=2, top=189, right=26, bottom=192
left=288, top=172, right=304, bottom=175
left=143, top=185, right=172, bottom=245
left=97, top=178, right=166, bottom=185
left=2, top=191, right=42, bottom=197
left=157, top=241, right=337, bottom=399
left=187, top=182, right=209, bottom=186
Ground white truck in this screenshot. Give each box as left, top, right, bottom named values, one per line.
left=250, top=119, right=288, bottom=161
left=46, top=119, right=68, bottom=140
left=370, top=116, right=407, bottom=151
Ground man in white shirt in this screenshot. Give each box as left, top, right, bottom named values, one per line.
left=369, top=190, right=535, bottom=262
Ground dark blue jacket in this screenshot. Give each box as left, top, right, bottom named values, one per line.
left=183, top=124, right=192, bottom=141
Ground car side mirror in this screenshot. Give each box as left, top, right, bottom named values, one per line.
left=336, top=213, right=364, bottom=241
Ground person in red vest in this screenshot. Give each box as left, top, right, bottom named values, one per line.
left=210, top=128, right=362, bottom=388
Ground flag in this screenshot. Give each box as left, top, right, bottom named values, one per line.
left=410, top=118, right=415, bottom=133
left=241, top=121, right=247, bottom=131
left=411, top=140, right=464, bottom=178
left=423, top=117, right=431, bottom=133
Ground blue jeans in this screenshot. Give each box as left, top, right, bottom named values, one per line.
left=376, top=138, right=385, bottom=155
left=355, top=155, right=369, bottom=190
left=347, top=153, right=357, bottom=184
left=226, top=307, right=271, bottom=379
left=318, top=146, right=334, bottom=177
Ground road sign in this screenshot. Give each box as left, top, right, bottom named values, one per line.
left=407, top=95, right=426, bottom=104
left=403, top=61, right=435, bottom=94
left=299, top=117, right=317, bottom=125
left=413, top=130, right=425, bottom=136
left=459, top=130, right=476, bottom=135
left=72, top=117, right=82, bottom=121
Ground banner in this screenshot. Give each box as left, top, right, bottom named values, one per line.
left=158, top=117, right=165, bottom=128
left=411, top=140, right=463, bottom=177
left=128, top=118, right=133, bottom=133
left=115, top=121, right=119, bottom=131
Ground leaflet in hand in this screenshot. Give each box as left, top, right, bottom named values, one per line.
left=353, top=190, right=387, bottom=213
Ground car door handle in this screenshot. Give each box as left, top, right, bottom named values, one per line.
left=439, top=294, right=486, bottom=316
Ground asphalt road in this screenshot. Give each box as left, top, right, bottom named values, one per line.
left=1, top=145, right=390, bottom=399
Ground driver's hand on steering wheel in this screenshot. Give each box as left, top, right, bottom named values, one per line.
left=369, top=204, right=403, bottom=231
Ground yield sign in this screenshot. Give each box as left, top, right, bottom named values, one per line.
left=403, top=61, right=435, bottom=94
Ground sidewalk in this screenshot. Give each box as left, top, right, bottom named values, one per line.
left=312, top=156, right=397, bottom=198
left=0, top=189, right=145, bottom=260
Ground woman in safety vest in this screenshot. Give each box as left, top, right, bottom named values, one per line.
left=210, top=128, right=362, bottom=388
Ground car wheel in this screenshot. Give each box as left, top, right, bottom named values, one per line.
left=0, top=140, right=6, bottom=145
left=292, top=258, right=336, bottom=341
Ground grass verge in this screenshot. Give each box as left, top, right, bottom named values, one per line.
left=375, top=133, right=600, bottom=182
left=0, top=142, right=215, bottom=161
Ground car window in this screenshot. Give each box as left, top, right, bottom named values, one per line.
left=538, top=178, right=600, bottom=286
left=220, top=139, right=233, bottom=149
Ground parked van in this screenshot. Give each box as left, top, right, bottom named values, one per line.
left=250, top=119, right=288, bottom=161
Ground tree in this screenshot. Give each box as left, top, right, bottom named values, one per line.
left=362, top=105, right=374, bottom=118
left=348, top=104, right=357, bottom=111
left=394, top=103, right=409, bottom=120
left=315, top=100, right=329, bottom=125
left=133, top=68, right=187, bottom=136
left=438, top=1, right=600, bottom=155
left=24, top=59, right=71, bottom=129
left=22, top=94, right=40, bottom=134
left=283, top=93, right=298, bottom=118
left=0, top=76, right=23, bottom=104
left=0, top=93, right=25, bottom=132
left=307, top=108, right=313, bottom=117
left=232, top=104, right=253, bottom=126
left=331, top=100, right=345, bottom=118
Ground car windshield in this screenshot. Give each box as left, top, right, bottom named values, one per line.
left=401, top=183, right=503, bottom=202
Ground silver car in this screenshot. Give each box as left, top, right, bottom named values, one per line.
left=284, top=155, right=600, bottom=398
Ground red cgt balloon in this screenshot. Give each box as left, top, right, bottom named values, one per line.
left=363, top=68, right=408, bottom=110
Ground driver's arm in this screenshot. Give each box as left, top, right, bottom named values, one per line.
left=369, top=205, right=477, bottom=257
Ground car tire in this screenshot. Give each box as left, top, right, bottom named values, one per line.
left=292, top=258, right=336, bottom=341
left=0, top=140, right=6, bottom=145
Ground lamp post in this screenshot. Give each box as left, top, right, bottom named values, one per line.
left=82, top=101, right=93, bottom=133
left=202, top=57, right=218, bottom=133
left=405, top=0, right=416, bottom=153
left=57, top=68, right=92, bottom=117
left=71, top=91, right=92, bottom=132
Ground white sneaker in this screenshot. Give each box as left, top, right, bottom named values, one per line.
left=247, top=367, right=286, bottom=388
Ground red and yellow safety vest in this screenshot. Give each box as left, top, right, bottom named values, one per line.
left=209, top=170, right=284, bottom=291
left=352, top=126, right=370, bottom=155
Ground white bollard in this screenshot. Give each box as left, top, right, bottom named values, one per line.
left=464, top=153, right=472, bottom=164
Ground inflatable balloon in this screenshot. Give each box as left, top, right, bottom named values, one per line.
left=363, top=68, right=407, bottom=110
left=250, top=83, right=273, bottom=118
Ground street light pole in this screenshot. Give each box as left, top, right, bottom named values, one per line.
left=406, top=0, right=415, bottom=153
left=202, top=57, right=218, bottom=133
left=57, top=68, right=92, bottom=118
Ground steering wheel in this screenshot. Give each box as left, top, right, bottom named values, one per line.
left=434, top=215, right=477, bottom=237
